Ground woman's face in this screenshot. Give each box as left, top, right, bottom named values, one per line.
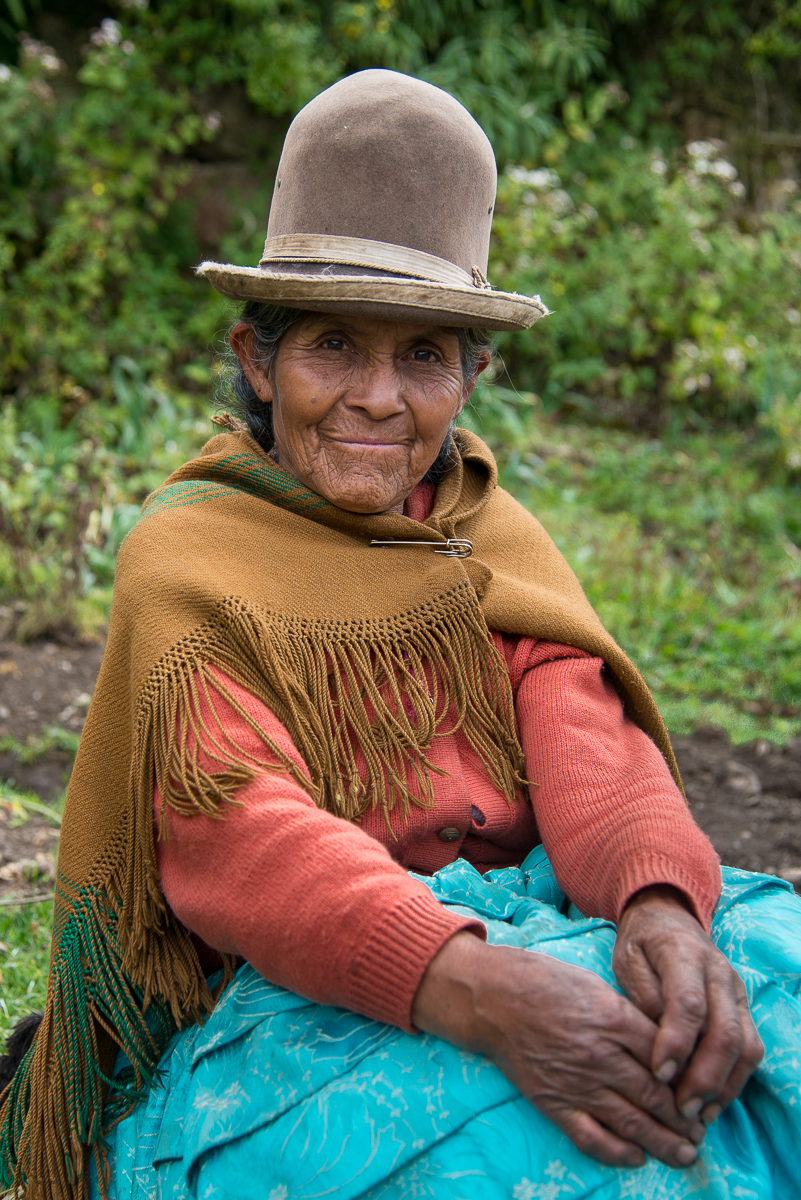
left=230, top=313, right=487, bottom=514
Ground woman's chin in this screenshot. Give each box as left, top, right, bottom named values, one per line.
left=308, top=456, right=413, bottom=514
left=326, top=488, right=404, bottom=515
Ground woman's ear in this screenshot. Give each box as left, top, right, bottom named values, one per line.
left=230, top=323, right=274, bottom=403
left=455, top=351, right=492, bottom=417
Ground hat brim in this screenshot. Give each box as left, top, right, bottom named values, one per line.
left=196, top=262, right=548, bottom=332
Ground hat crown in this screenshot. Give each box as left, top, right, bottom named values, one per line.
left=266, top=70, right=497, bottom=277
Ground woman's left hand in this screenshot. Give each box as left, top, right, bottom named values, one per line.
left=613, top=886, right=764, bottom=1125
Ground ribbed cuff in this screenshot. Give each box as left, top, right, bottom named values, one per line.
left=611, top=851, right=720, bottom=932
left=346, top=891, right=485, bottom=1032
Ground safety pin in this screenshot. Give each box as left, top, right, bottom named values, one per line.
left=370, top=538, right=473, bottom=559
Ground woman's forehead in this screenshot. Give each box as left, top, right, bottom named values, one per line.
left=292, top=312, right=461, bottom=345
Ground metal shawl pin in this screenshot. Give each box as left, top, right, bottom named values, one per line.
left=370, top=538, right=473, bottom=558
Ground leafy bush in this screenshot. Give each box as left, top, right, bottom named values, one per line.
left=0, top=0, right=798, bottom=741
left=0, top=361, right=212, bottom=638
left=489, top=138, right=801, bottom=433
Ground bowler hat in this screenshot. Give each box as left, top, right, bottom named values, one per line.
left=198, top=69, right=547, bottom=332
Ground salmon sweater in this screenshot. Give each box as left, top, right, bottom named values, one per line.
left=155, top=485, right=721, bottom=1032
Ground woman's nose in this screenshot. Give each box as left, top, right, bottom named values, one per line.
left=343, top=361, right=405, bottom=417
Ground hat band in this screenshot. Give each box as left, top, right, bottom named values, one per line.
left=259, top=234, right=483, bottom=289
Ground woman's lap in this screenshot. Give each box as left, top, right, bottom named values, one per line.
left=95, top=850, right=801, bottom=1200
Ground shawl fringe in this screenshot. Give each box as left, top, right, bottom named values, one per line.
left=0, top=583, right=526, bottom=1199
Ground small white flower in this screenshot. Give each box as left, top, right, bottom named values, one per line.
left=786, top=308, right=801, bottom=326
left=0, top=64, right=12, bottom=83
left=712, top=159, right=738, bottom=180
left=730, top=180, right=747, bottom=197
left=20, top=36, right=63, bottom=71
left=91, top=18, right=122, bottom=47
left=683, top=377, right=698, bottom=394
left=722, top=346, right=746, bottom=372
left=204, top=110, right=222, bottom=132
left=507, top=166, right=560, bottom=190
left=686, top=139, right=718, bottom=158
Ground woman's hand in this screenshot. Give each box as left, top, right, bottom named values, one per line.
left=411, top=932, right=706, bottom=1169
left=613, top=886, right=764, bottom=1126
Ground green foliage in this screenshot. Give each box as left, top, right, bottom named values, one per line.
left=0, top=0, right=797, bottom=732
left=489, top=138, right=801, bottom=429
left=0, top=899, right=53, bottom=1045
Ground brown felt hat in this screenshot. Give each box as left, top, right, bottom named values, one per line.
left=197, top=70, right=548, bottom=332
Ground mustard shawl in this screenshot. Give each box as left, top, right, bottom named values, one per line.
left=0, top=428, right=680, bottom=1199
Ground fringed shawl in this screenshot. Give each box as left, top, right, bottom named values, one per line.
left=0, top=428, right=680, bottom=1198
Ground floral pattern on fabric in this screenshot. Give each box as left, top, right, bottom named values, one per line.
left=93, top=848, right=801, bottom=1200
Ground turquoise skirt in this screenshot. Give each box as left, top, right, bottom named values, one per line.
left=95, top=849, right=801, bottom=1199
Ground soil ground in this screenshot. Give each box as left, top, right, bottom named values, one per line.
left=0, top=638, right=799, bottom=899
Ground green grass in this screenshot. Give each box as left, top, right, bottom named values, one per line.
left=0, top=900, right=53, bottom=1046
left=464, top=389, right=801, bottom=743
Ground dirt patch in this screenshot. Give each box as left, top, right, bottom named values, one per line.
left=0, top=637, right=104, bottom=900
left=0, top=638, right=799, bottom=899
left=673, top=727, right=801, bottom=885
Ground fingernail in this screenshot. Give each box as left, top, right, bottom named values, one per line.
left=677, top=1142, right=698, bottom=1167
left=681, top=1097, right=703, bottom=1119
left=702, top=1104, right=722, bottom=1125
left=655, top=1058, right=678, bottom=1083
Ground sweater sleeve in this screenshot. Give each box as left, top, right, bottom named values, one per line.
left=154, top=667, right=484, bottom=1032
left=515, top=647, right=721, bottom=930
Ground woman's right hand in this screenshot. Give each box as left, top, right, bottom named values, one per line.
left=411, top=931, right=706, bottom=1169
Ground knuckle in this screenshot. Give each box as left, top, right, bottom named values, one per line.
left=678, top=990, right=707, bottom=1024
left=714, top=1019, right=744, bottom=1057
left=637, top=1077, right=668, bottom=1112
left=615, top=1109, right=647, bottom=1142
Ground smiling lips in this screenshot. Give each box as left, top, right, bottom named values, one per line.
left=328, top=436, right=410, bottom=449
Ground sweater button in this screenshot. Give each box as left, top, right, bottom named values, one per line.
left=437, top=826, right=462, bottom=843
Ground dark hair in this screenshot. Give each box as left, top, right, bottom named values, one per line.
left=224, top=302, right=494, bottom=484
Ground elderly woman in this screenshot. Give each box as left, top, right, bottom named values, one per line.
left=2, top=70, right=800, bottom=1200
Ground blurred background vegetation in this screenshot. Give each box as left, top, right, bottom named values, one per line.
left=0, top=0, right=800, bottom=741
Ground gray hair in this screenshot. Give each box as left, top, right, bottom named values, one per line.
left=225, top=302, right=493, bottom=482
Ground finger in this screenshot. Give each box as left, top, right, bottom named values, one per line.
left=611, top=1050, right=707, bottom=1145
left=613, top=937, right=665, bottom=1022
left=674, top=966, right=750, bottom=1114
left=546, top=1105, right=646, bottom=1168
left=577, top=1090, right=701, bottom=1169
left=649, top=962, right=709, bottom=1085
left=701, top=1009, right=764, bottom=1123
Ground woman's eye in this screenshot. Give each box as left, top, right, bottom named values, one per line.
left=411, top=348, right=437, bottom=363
left=321, top=337, right=346, bottom=351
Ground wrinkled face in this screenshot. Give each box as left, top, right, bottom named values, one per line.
left=230, top=313, right=486, bottom=514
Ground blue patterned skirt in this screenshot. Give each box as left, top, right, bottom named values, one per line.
left=94, top=848, right=801, bottom=1199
